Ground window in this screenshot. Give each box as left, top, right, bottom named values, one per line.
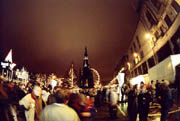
left=138, top=66, right=142, bottom=75
left=130, top=47, right=133, bottom=53
left=136, top=36, right=141, bottom=49
left=160, top=26, right=165, bottom=36
left=157, top=42, right=172, bottom=63
left=164, top=15, right=173, bottom=27
left=151, top=0, right=162, bottom=10
left=133, top=42, right=137, bottom=51
left=171, top=0, right=180, bottom=13
left=133, top=59, right=136, bottom=66
left=160, top=20, right=169, bottom=34
left=171, top=27, right=180, bottom=54
left=140, top=51, right=144, bottom=59
left=142, top=62, right=148, bottom=74
left=148, top=56, right=155, bottom=68
left=135, top=68, right=138, bottom=76
left=154, top=29, right=161, bottom=40
left=146, top=10, right=157, bottom=28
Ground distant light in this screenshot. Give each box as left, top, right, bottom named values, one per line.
left=145, top=33, right=151, bottom=39
left=133, top=52, right=138, bottom=58
left=120, top=67, right=125, bottom=72
left=127, top=62, right=131, bottom=70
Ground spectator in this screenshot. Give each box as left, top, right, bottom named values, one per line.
left=40, top=89, right=80, bottom=121
left=156, top=80, right=161, bottom=102
left=19, top=84, right=44, bottom=121
left=160, top=81, right=173, bottom=121
left=127, top=84, right=138, bottom=121
left=108, top=87, right=118, bottom=120
left=69, top=93, right=96, bottom=121
left=138, top=85, right=151, bottom=121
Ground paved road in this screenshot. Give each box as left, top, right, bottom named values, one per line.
left=94, top=103, right=180, bottom=121
left=94, top=103, right=128, bottom=121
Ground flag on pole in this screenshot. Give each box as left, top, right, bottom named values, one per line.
left=5, top=49, right=13, bottom=63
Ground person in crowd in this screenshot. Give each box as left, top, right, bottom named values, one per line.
left=106, top=88, right=110, bottom=102
left=101, top=88, right=107, bottom=104
left=160, top=81, right=173, bottom=121
left=127, top=84, right=138, bottom=121
left=19, top=84, right=44, bottom=121
left=156, top=80, right=160, bottom=100
left=69, top=93, right=96, bottom=121
left=139, top=82, right=145, bottom=94
left=0, top=80, right=10, bottom=121
left=138, top=85, right=151, bottom=121
left=41, top=88, right=50, bottom=104
left=40, top=89, right=80, bottom=121
left=108, top=87, right=118, bottom=120
left=121, top=84, right=126, bottom=103
left=148, top=80, right=156, bottom=104
left=25, top=82, right=33, bottom=93
left=94, top=89, right=102, bottom=108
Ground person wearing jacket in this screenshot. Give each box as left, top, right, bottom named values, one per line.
left=138, top=85, right=151, bottom=121
left=19, top=84, right=43, bottom=121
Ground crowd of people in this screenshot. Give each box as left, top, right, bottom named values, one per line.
left=0, top=79, right=99, bottom=121
left=127, top=80, right=175, bottom=121
left=0, top=78, right=177, bottom=121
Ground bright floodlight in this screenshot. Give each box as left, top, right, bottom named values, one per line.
left=145, top=33, right=151, bottom=39
left=133, top=52, right=138, bottom=58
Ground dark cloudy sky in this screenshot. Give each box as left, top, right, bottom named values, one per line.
left=0, top=0, right=138, bottom=82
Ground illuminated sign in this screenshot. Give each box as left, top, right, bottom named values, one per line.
left=1, top=62, right=9, bottom=68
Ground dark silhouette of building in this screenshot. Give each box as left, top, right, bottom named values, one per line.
left=80, top=47, right=94, bottom=88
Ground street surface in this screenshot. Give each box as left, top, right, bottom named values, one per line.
left=94, top=103, right=180, bottom=121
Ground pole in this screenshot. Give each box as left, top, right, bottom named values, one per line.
left=2, top=69, right=4, bottom=77
left=11, top=70, right=13, bottom=81
left=7, top=70, right=9, bottom=80
left=72, top=72, right=74, bottom=87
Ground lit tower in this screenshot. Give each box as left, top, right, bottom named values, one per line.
left=80, top=47, right=94, bottom=88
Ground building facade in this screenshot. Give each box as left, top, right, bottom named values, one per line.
left=119, top=0, right=180, bottom=82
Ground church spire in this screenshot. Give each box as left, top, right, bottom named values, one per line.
left=83, top=47, right=89, bottom=67
left=84, top=46, right=88, bottom=57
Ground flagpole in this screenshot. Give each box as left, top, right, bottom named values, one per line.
left=7, top=70, right=9, bottom=80
left=2, top=69, right=4, bottom=77
left=11, top=70, right=13, bottom=81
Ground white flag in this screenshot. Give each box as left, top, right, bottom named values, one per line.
left=5, top=49, right=13, bottom=63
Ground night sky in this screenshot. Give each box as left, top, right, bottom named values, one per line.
left=0, top=0, right=138, bottom=82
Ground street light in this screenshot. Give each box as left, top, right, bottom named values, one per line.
left=133, top=52, right=138, bottom=58
left=145, top=33, right=151, bottom=39
left=127, top=62, right=131, bottom=70
left=120, top=67, right=125, bottom=73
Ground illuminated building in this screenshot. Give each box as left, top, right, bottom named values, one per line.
left=117, top=0, right=180, bottom=83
